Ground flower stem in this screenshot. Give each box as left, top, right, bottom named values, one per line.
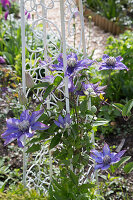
left=22, top=136, right=27, bottom=187
left=33, top=90, right=49, bottom=115
left=88, top=96, right=99, bottom=191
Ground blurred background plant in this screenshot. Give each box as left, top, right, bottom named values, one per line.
left=83, top=0, right=133, bottom=27
left=0, top=183, right=48, bottom=199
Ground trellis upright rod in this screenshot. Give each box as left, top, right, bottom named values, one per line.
left=41, top=0, right=50, bottom=110
left=41, top=0, right=53, bottom=181
left=20, top=0, right=27, bottom=188
left=42, top=0, right=47, bottom=59
left=78, top=0, right=98, bottom=186
left=60, top=0, right=73, bottom=171
left=78, top=0, right=87, bottom=58
left=60, top=0, right=70, bottom=114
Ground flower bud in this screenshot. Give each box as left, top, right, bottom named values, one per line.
left=18, top=89, right=28, bottom=105
left=25, top=72, right=34, bottom=88
left=0, top=56, right=6, bottom=64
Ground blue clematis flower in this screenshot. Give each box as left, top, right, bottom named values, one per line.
left=90, top=143, right=126, bottom=170
left=54, top=114, right=72, bottom=129
left=1, top=110, right=49, bottom=148
left=99, top=54, right=128, bottom=71
left=82, top=82, right=107, bottom=97
left=50, top=53, right=94, bottom=76
left=76, top=82, right=106, bottom=97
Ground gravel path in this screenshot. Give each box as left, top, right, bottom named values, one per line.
left=27, top=1, right=112, bottom=59
left=46, top=2, right=112, bottom=59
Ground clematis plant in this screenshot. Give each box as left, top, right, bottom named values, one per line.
left=1, top=110, right=49, bottom=147
left=1, top=48, right=130, bottom=197
left=90, top=143, right=126, bottom=170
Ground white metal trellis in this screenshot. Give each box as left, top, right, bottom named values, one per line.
left=20, top=0, right=94, bottom=193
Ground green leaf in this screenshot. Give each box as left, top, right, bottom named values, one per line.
left=79, top=100, right=88, bottom=114
left=57, top=101, right=65, bottom=110
left=33, top=82, right=49, bottom=89
left=71, top=124, right=79, bottom=136
left=37, top=113, right=48, bottom=122
left=78, top=183, right=95, bottom=192
left=3, top=52, right=13, bottom=64
left=91, top=105, right=97, bottom=113
left=43, top=84, right=54, bottom=100
left=113, top=156, right=131, bottom=170
left=112, top=103, right=124, bottom=112
left=0, top=158, right=4, bottom=167
left=124, top=162, right=133, bottom=173
left=26, top=144, right=41, bottom=153
left=122, top=99, right=133, bottom=117
left=53, top=76, right=63, bottom=87
left=47, top=123, right=57, bottom=133
left=72, top=154, right=79, bottom=165
left=50, top=133, right=62, bottom=149
left=69, top=170, right=78, bottom=186
left=26, top=137, right=41, bottom=145
left=92, top=118, right=109, bottom=127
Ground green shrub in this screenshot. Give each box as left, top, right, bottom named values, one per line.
left=0, top=184, right=48, bottom=200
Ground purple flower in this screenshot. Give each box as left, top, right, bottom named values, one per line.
left=99, top=54, right=128, bottom=71
left=83, top=82, right=107, bottom=96
left=1, top=0, right=11, bottom=10
left=76, top=82, right=106, bottom=97
left=73, top=8, right=79, bottom=17
left=25, top=10, right=31, bottom=20
left=54, top=114, right=72, bottom=129
left=0, top=56, right=6, bottom=64
left=68, top=77, right=76, bottom=92
left=4, top=10, right=9, bottom=20
left=1, top=110, right=49, bottom=148
left=50, top=53, right=94, bottom=76
left=90, top=143, right=126, bottom=170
